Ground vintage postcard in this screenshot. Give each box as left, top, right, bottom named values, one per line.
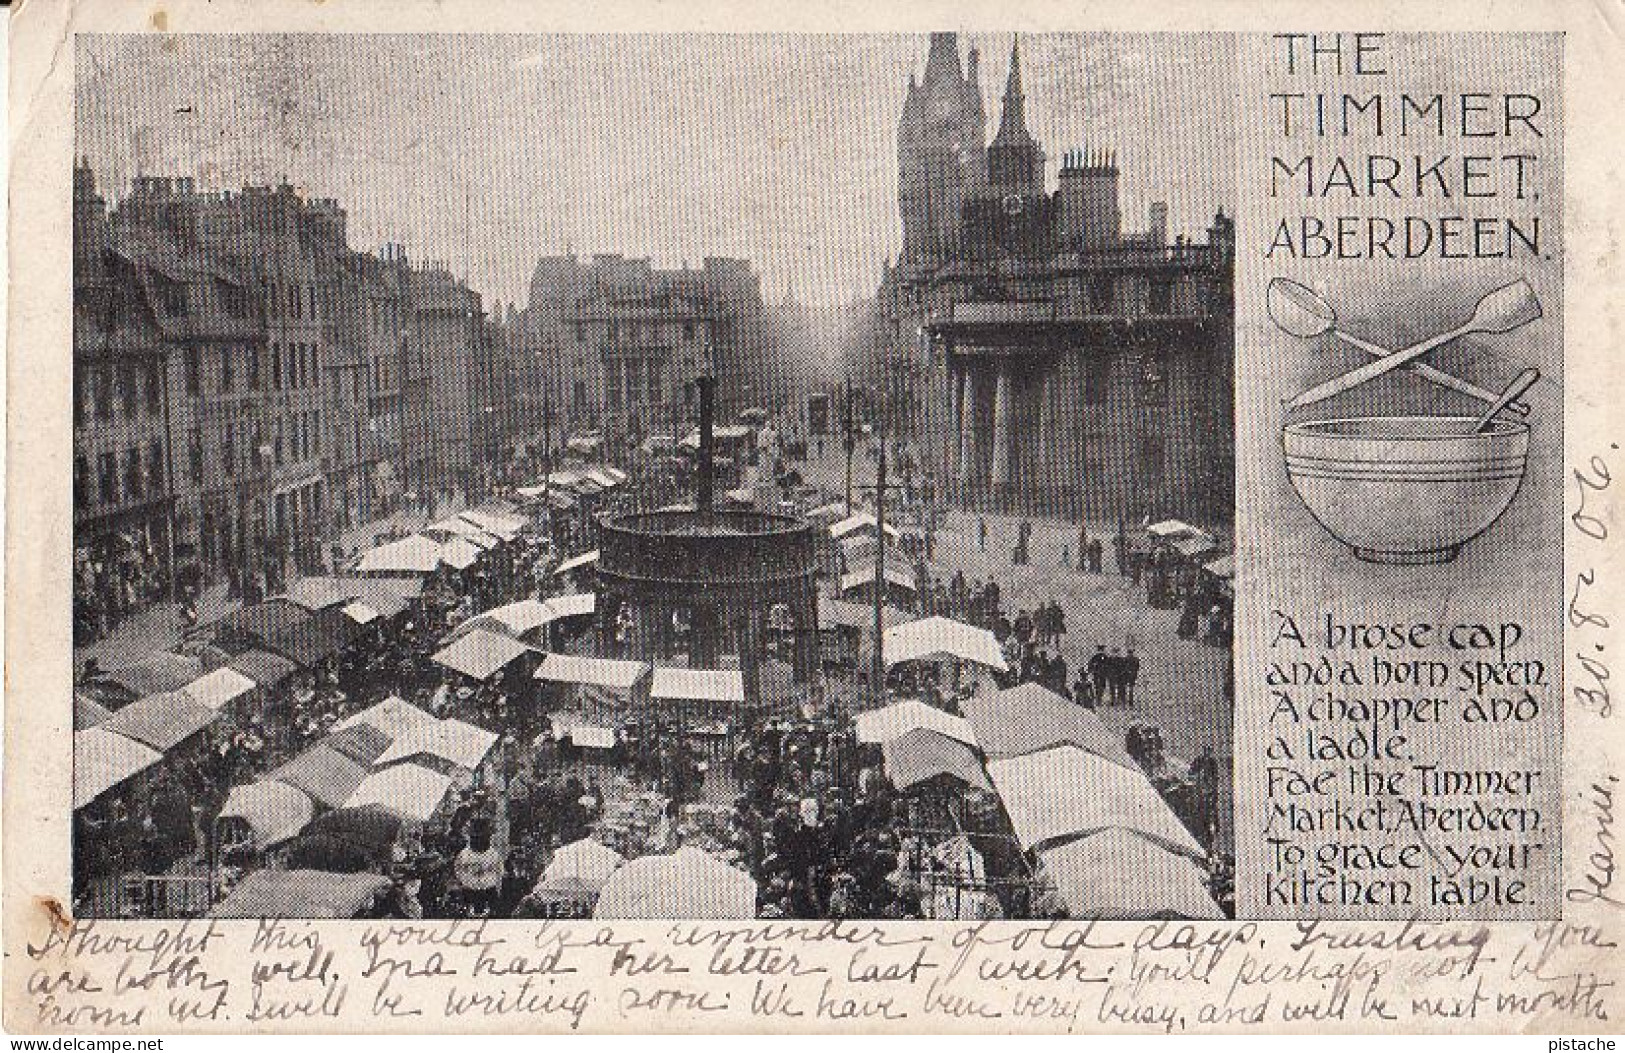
left=5, top=0, right=1623, bottom=1036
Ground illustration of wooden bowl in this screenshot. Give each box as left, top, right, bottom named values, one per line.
left=1282, top=416, right=1529, bottom=564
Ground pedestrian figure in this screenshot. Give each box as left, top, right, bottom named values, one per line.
left=1087, top=644, right=1109, bottom=704
left=1123, top=647, right=1140, bottom=707
left=1107, top=647, right=1127, bottom=707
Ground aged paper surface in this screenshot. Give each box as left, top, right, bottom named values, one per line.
left=7, top=0, right=1625, bottom=1035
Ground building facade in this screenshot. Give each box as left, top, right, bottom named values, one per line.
left=518, top=254, right=769, bottom=459
left=73, top=165, right=515, bottom=634
left=882, top=35, right=1235, bottom=525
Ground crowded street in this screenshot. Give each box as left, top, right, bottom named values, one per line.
left=73, top=416, right=1234, bottom=923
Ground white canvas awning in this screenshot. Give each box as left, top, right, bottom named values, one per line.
left=432, top=627, right=533, bottom=680
left=1202, top=554, right=1235, bottom=580
left=342, top=602, right=380, bottom=625
left=962, top=682, right=1137, bottom=770
left=182, top=666, right=258, bottom=712
left=830, top=511, right=901, bottom=541
left=345, top=763, right=453, bottom=823
left=650, top=667, right=745, bottom=705
left=458, top=509, right=522, bottom=539
left=427, top=517, right=500, bottom=549
left=553, top=550, right=600, bottom=576
left=337, top=696, right=438, bottom=741
left=74, top=728, right=163, bottom=809
left=219, top=781, right=316, bottom=848
left=884, top=616, right=1007, bottom=671
left=354, top=535, right=443, bottom=574
left=804, top=501, right=850, bottom=524
left=545, top=592, right=596, bottom=620
left=854, top=699, right=978, bottom=748
left=1146, top=518, right=1202, bottom=539
left=882, top=728, right=992, bottom=793
left=535, top=838, right=625, bottom=898
left=839, top=565, right=916, bottom=595
left=986, top=745, right=1205, bottom=859
left=536, top=653, right=650, bottom=692
left=1038, top=829, right=1223, bottom=920
left=454, top=598, right=555, bottom=638
left=375, top=718, right=498, bottom=772
left=593, top=846, right=757, bottom=920
left=440, top=536, right=482, bottom=570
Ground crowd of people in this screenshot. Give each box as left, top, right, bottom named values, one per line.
left=75, top=432, right=1236, bottom=922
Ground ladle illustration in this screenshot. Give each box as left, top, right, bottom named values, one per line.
left=1267, top=279, right=1532, bottom=417
left=1270, top=277, right=1541, bottom=565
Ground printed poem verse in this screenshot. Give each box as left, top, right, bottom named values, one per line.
left=1263, top=613, right=1550, bottom=915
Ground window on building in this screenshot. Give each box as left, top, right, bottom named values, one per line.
left=119, top=362, right=138, bottom=416
left=220, top=346, right=234, bottom=392
left=223, top=423, right=236, bottom=478
left=605, top=370, right=622, bottom=411
left=607, top=322, right=619, bottom=344
left=313, top=411, right=322, bottom=455
left=221, top=282, right=249, bottom=317
left=274, top=419, right=284, bottom=465
left=1084, top=355, right=1111, bottom=405
left=74, top=455, right=90, bottom=503
left=125, top=448, right=143, bottom=499
left=624, top=360, right=641, bottom=406
left=574, top=380, right=588, bottom=412
left=147, top=441, right=164, bottom=491
left=185, top=349, right=201, bottom=396
left=155, top=275, right=187, bottom=316
left=249, top=424, right=263, bottom=470
left=271, top=346, right=282, bottom=390
left=145, top=361, right=161, bottom=414
left=683, top=321, right=695, bottom=341
left=575, top=323, right=586, bottom=342
left=1090, top=275, right=1114, bottom=314
left=647, top=360, right=662, bottom=403
left=1139, top=436, right=1165, bottom=482
left=248, top=347, right=261, bottom=389
left=1139, top=353, right=1169, bottom=407
left=94, top=366, right=113, bottom=420
left=98, top=453, right=118, bottom=504
left=684, top=381, right=695, bottom=412
left=1148, top=277, right=1174, bottom=315
left=74, top=372, right=86, bottom=428
left=307, top=285, right=317, bottom=320
left=288, top=285, right=301, bottom=319
left=188, top=428, right=203, bottom=483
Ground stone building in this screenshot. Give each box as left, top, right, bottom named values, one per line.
left=882, top=34, right=1235, bottom=524
left=518, top=254, right=769, bottom=457
left=72, top=163, right=180, bottom=632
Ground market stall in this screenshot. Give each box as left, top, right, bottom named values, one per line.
left=593, top=845, right=757, bottom=920
left=985, top=745, right=1206, bottom=858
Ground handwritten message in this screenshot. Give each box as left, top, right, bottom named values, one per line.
left=16, top=917, right=1618, bottom=1033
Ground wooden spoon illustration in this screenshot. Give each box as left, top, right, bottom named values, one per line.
left=1472, top=368, right=1540, bottom=433
left=1267, top=279, right=1530, bottom=417
left=1285, top=280, right=1542, bottom=411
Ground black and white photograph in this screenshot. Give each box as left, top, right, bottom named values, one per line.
left=70, top=29, right=1231, bottom=921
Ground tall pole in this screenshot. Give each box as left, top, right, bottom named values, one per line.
left=871, top=394, right=887, bottom=704
left=843, top=383, right=855, bottom=513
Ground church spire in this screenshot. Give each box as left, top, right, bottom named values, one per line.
left=988, top=35, right=1044, bottom=192
left=994, top=36, right=1030, bottom=148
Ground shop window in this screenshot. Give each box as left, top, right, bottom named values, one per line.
left=1148, top=277, right=1174, bottom=315
left=185, top=349, right=201, bottom=396
left=1139, top=436, right=1165, bottom=482
left=1090, top=275, right=1114, bottom=313
left=1083, top=355, right=1111, bottom=405
left=98, top=453, right=118, bottom=504
left=1139, top=353, right=1169, bottom=407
